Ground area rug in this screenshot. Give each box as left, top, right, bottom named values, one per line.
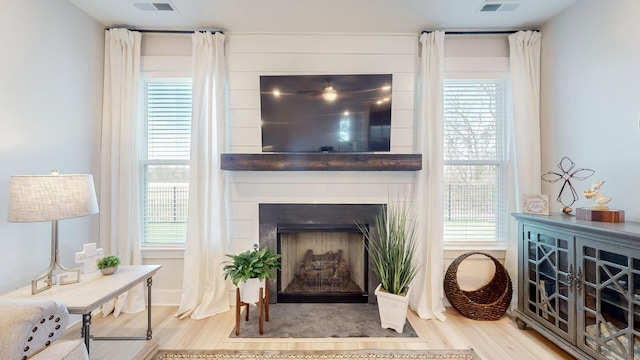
left=151, top=349, right=480, bottom=360
left=230, top=303, right=417, bottom=338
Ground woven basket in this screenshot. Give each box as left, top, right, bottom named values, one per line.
left=444, top=252, right=512, bottom=321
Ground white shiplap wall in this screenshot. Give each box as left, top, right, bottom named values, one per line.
left=143, top=33, right=508, bottom=305
left=225, top=33, right=420, bottom=257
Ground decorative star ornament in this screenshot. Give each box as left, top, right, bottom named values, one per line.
left=541, top=156, right=595, bottom=214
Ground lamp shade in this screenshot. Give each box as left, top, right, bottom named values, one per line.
left=7, top=173, right=99, bottom=223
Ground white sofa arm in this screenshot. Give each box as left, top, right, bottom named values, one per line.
left=0, top=299, right=86, bottom=360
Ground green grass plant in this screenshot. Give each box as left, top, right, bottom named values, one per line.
left=357, top=201, right=421, bottom=295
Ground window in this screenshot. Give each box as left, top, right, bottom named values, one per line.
left=443, top=79, right=510, bottom=247
left=140, top=79, right=192, bottom=245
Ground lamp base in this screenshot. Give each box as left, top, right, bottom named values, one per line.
left=30, top=219, right=83, bottom=294
left=31, top=266, right=80, bottom=295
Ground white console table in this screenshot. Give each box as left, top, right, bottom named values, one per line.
left=1, top=264, right=161, bottom=355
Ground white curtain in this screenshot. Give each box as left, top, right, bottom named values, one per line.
left=176, top=32, right=230, bottom=320
left=99, top=28, right=146, bottom=317
left=411, top=31, right=446, bottom=322
left=505, top=30, right=543, bottom=305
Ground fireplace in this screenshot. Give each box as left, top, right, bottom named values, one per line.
left=277, top=224, right=367, bottom=303
left=259, top=204, right=384, bottom=304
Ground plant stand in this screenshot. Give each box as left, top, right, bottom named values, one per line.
left=375, top=284, right=411, bottom=333
left=235, top=280, right=269, bottom=335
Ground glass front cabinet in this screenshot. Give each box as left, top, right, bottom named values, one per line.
left=514, top=213, right=640, bottom=360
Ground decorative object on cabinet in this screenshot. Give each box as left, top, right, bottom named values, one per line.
left=522, top=194, right=551, bottom=215
left=576, top=207, right=625, bottom=223
left=541, top=157, right=594, bottom=214
left=577, top=180, right=625, bottom=223
left=7, top=171, right=99, bottom=294
left=583, top=180, right=611, bottom=210
left=513, top=213, right=640, bottom=360
left=444, top=252, right=512, bottom=321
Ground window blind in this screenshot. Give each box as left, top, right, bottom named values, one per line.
left=147, top=82, right=192, bottom=160
left=443, top=79, right=509, bottom=244
left=141, top=80, right=192, bottom=244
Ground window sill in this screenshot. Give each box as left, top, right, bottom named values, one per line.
left=444, top=248, right=507, bottom=261
left=142, top=246, right=185, bottom=259
left=443, top=243, right=507, bottom=252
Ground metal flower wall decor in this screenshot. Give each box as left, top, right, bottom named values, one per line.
left=541, top=157, right=595, bottom=214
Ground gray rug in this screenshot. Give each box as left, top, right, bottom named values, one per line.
left=152, top=349, right=480, bottom=359
left=230, top=303, right=417, bottom=338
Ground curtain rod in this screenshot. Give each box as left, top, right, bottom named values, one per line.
left=421, top=30, right=537, bottom=35
left=106, top=28, right=223, bottom=34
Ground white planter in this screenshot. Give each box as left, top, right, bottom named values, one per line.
left=375, top=283, right=411, bottom=333
left=238, top=278, right=266, bottom=304
left=100, top=266, right=118, bottom=275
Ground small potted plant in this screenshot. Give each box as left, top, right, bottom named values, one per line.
left=223, top=244, right=281, bottom=304
left=97, top=255, right=121, bottom=275
left=356, top=200, right=421, bottom=333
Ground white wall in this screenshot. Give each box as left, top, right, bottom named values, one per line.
left=0, top=0, right=104, bottom=293
left=540, top=0, right=640, bottom=220
left=142, top=33, right=420, bottom=304
left=142, top=32, right=513, bottom=304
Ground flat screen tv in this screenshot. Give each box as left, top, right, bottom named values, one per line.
left=260, top=74, right=392, bottom=153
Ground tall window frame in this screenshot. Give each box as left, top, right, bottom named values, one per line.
left=139, top=75, right=193, bottom=246
left=443, top=61, right=511, bottom=249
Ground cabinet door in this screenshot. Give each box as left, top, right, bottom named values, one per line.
left=523, top=224, right=575, bottom=342
left=577, top=239, right=640, bottom=360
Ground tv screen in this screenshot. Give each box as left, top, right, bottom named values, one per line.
left=260, top=74, right=392, bottom=153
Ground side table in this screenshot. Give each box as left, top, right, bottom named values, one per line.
left=0, top=264, right=161, bottom=355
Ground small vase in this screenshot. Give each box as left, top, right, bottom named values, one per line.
left=100, top=266, right=118, bottom=275
left=238, top=278, right=266, bottom=304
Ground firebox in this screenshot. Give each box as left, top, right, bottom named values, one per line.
left=259, top=203, right=384, bottom=304
left=277, top=224, right=368, bottom=303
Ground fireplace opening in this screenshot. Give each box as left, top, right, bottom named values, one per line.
left=277, top=224, right=368, bottom=303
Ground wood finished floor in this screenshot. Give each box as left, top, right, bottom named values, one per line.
left=62, top=306, right=574, bottom=360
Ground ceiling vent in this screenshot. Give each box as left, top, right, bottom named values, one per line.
left=479, top=2, right=521, bottom=12
left=134, top=2, right=176, bottom=11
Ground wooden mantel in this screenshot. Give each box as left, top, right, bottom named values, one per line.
left=220, top=153, right=422, bottom=171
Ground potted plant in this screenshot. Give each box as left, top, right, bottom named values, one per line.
left=97, top=255, right=121, bottom=275
left=223, top=244, right=281, bottom=304
left=356, top=201, right=421, bottom=333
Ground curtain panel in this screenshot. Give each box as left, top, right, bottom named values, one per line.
left=505, top=30, right=543, bottom=306
left=99, top=28, right=146, bottom=317
left=176, top=31, right=230, bottom=320
left=411, top=31, right=446, bottom=322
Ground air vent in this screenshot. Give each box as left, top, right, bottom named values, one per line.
left=479, top=2, right=520, bottom=12
left=153, top=3, right=174, bottom=11
left=133, top=2, right=176, bottom=11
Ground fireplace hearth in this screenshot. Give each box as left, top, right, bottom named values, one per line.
left=259, top=204, right=384, bottom=304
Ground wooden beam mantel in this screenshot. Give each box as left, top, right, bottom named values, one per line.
left=221, top=153, right=422, bottom=171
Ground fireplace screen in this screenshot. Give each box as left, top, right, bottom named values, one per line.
left=277, top=225, right=368, bottom=303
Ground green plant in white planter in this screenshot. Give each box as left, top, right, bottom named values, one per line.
left=356, top=201, right=421, bottom=333
left=97, top=255, right=121, bottom=275
left=222, top=244, right=281, bottom=304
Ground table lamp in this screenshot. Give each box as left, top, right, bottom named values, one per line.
left=7, top=170, right=99, bottom=294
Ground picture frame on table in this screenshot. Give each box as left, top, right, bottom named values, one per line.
left=523, top=194, right=551, bottom=215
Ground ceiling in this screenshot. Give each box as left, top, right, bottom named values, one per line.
left=68, top=0, right=578, bottom=33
